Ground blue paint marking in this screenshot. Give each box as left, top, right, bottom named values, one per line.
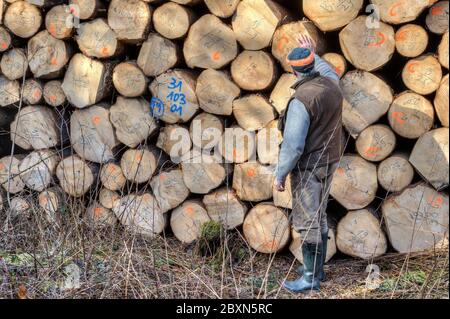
left=166, top=77, right=186, bottom=116
left=150, top=97, right=165, bottom=118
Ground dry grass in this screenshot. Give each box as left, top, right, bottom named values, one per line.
left=0, top=202, right=448, bottom=300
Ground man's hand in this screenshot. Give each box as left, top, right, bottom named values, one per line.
left=274, top=178, right=286, bottom=192
left=297, top=34, right=316, bottom=53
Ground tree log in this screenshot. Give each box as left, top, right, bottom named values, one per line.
left=156, top=124, right=192, bottom=161
left=202, top=187, right=248, bottom=229
left=388, top=91, right=435, bottom=139
left=85, top=201, right=117, bottom=228
left=137, top=33, right=179, bottom=77
left=56, top=155, right=96, bottom=197
left=243, top=203, right=290, bottom=254
left=181, top=156, right=226, bottom=194
left=170, top=200, right=210, bottom=244
left=272, top=20, right=325, bottom=72
left=22, top=79, right=44, bottom=105
left=98, top=188, right=120, bottom=210
left=76, top=18, right=123, bottom=59
left=330, top=155, right=378, bottom=210
left=382, top=183, right=449, bottom=253
left=434, top=74, right=449, bottom=127
left=62, top=53, right=113, bottom=109
left=402, top=54, right=442, bottom=95
left=19, top=149, right=59, bottom=192
left=69, top=0, right=104, bottom=20
left=4, top=1, right=42, bottom=38
left=112, top=61, right=148, bottom=97
left=341, top=71, right=394, bottom=138
left=355, top=124, right=397, bottom=162
left=269, top=73, right=296, bottom=114
left=70, top=104, right=119, bottom=163
left=27, top=30, right=70, bottom=79
left=0, top=26, right=11, bottom=52
left=438, top=31, right=449, bottom=69
left=395, top=24, right=428, bottom=58
left=189, top=112, right=224, bottom=150
left=0, top=155, right=25, bottom=194
left=336, top=209, right=388, bottom=259
left=426, top=1, right=449, bottom=35
left=303, top=0, right=363, bottom=31
left=112, top=193, right=165, bottom=237
left=340, top=15, right=396, bottom=72
left=43, top=80, right=66, bottom=107
left=183, top=14, right=238, bottom=69
left=410, top=128, right=449, bottom=190
left=232, top=0, right=291, bottom=50
left=10, top=105, right=60, bottom=150
left=196, top=69, right=240, bottom=116
left=290, top=228, right=337, bottom=264
left=45, top=4, right=74, bottom=40
left=257, top=120, right=282, bottom=165
left=149, top=69, right=199, bottom=124
left=153, top=1, right=195, bottom=40
left=377, top=153, right=415, bottom=193
left=120, top=147, right=158, bottom=184
left=371, top=0, right=437, bottom=24
left=110, top=96, right=159, bottom=148
left=233, top=162, right=274, bottom=202
left=150, top=169, right=190, bottom=214
left=0, top=76, right=20, bottom=107
left=231, top=50, right=278, bottom=91
left=9, top=197, right=31, bottom=216
left=107, top=0, right=152, bottom=43
left=219, top=125, right=257, bottom=164
left=100, top=162, right=127, bottom=191
left=0, top=48, right=28, bottom=81
left=204, top=0, right=240, bottom=18
left=322, top=53, right=347, bottom=78
left=233, top=95, right=276, bottom=132
left=38, top=186, right=64, bottom=223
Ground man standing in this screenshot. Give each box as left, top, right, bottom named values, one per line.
left=274, top=35, right=343, bottom=293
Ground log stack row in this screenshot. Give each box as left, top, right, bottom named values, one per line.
left=0, top=0, right=448, bottom=264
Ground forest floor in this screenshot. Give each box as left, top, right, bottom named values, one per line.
left=0, top=208, right=448, bottom=299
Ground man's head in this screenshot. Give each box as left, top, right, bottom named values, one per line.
left=286, top=47, right=315, bottom=74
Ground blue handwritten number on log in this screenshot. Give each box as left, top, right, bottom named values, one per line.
left=150, top=97, right=165, bottom=118
left=167, top=77, right=186, bottom=116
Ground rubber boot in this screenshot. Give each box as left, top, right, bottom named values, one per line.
left=283, top=242, right=323, bottom=293
left=296, top=231, right=328, bottom=281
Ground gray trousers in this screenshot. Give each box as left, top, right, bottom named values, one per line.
left=290, top=162, right=338, bottom=245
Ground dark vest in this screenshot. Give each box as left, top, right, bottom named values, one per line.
left=279, top=73, right=344, bottom=170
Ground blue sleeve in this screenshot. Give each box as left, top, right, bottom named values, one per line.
left=314, top=54, right=340, bottom=84
left=276, top=99, right=310, bottom=183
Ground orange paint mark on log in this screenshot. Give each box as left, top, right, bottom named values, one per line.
left=185, top=206, right=194, bottom=216
left=263, top=239, right=278, bottom=250
left=389, top=1, right=403, bottom=16
left=428, top=195, right=444, bottom=208
left=0, top=163, right=4, bottom=170
left=108, top=165, right=116, bottom=173
left=335, top=66, right=342, bottom=75
left=232, top=148, right=237, bottom=159
left=94, top=207, right=103, bottom=217
left=33, top=90, right=41, bottom=99
left=49, top=95, right=57, bottom=103
left=50, top=57, right=58, bottom=66
left=365, top=147, right=379, bottom=158
left=40, top=197, right=48, bottom=206
left=431, top=6, right=445, bottom=16
left=92, top=116, right=101, bottom=125
left=101, top=47, right=109, bottom=56
left=212, top=51, right=221, bottom=61
left=0, top=42, right=7, bottom=49
left=135, top=153, right=143, bottom=162
left=368, top=32, right=386, bottom=47
left=407, top=61, right=419, bottom=73
left=395, top=30, right=408, bottom=42
left=336, top=167, right=344, bottom=175
left=277, top=34, right=289, bottom=50
left=391, top=111, right=406, bottom=125
left=160, top=174, right=167, bottom=181
left=48, top=23, right=56, bottom=36
left=246, top=168, right=256, bottom=177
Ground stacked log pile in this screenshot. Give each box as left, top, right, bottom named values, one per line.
left=0, top=0, right=448, bottom=264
